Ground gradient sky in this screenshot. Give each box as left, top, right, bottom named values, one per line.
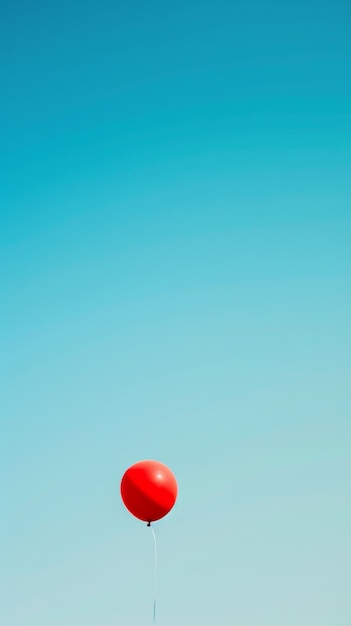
left=1, top=1, right=350, bottom=625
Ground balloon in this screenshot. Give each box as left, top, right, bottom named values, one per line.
left=120, top=460, right=178, bottom=523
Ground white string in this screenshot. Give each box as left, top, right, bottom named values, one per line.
left=148, top=524, right=157, bottom=623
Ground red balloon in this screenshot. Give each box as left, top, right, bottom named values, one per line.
left=120, top=460, right=178, bottom=523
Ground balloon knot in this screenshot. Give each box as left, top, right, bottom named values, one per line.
left=147, top=521, right=151, bottom=527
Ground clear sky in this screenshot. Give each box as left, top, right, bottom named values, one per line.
left=1, top=1, right=350, bottom=625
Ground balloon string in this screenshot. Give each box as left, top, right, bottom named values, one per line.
left=148, top=523, right=157, bottom=623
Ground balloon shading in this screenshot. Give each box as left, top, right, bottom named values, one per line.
left=120, top=460, right=178, bottom=523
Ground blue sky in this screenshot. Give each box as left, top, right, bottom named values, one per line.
left=1, top=1, right=350, bottom=625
